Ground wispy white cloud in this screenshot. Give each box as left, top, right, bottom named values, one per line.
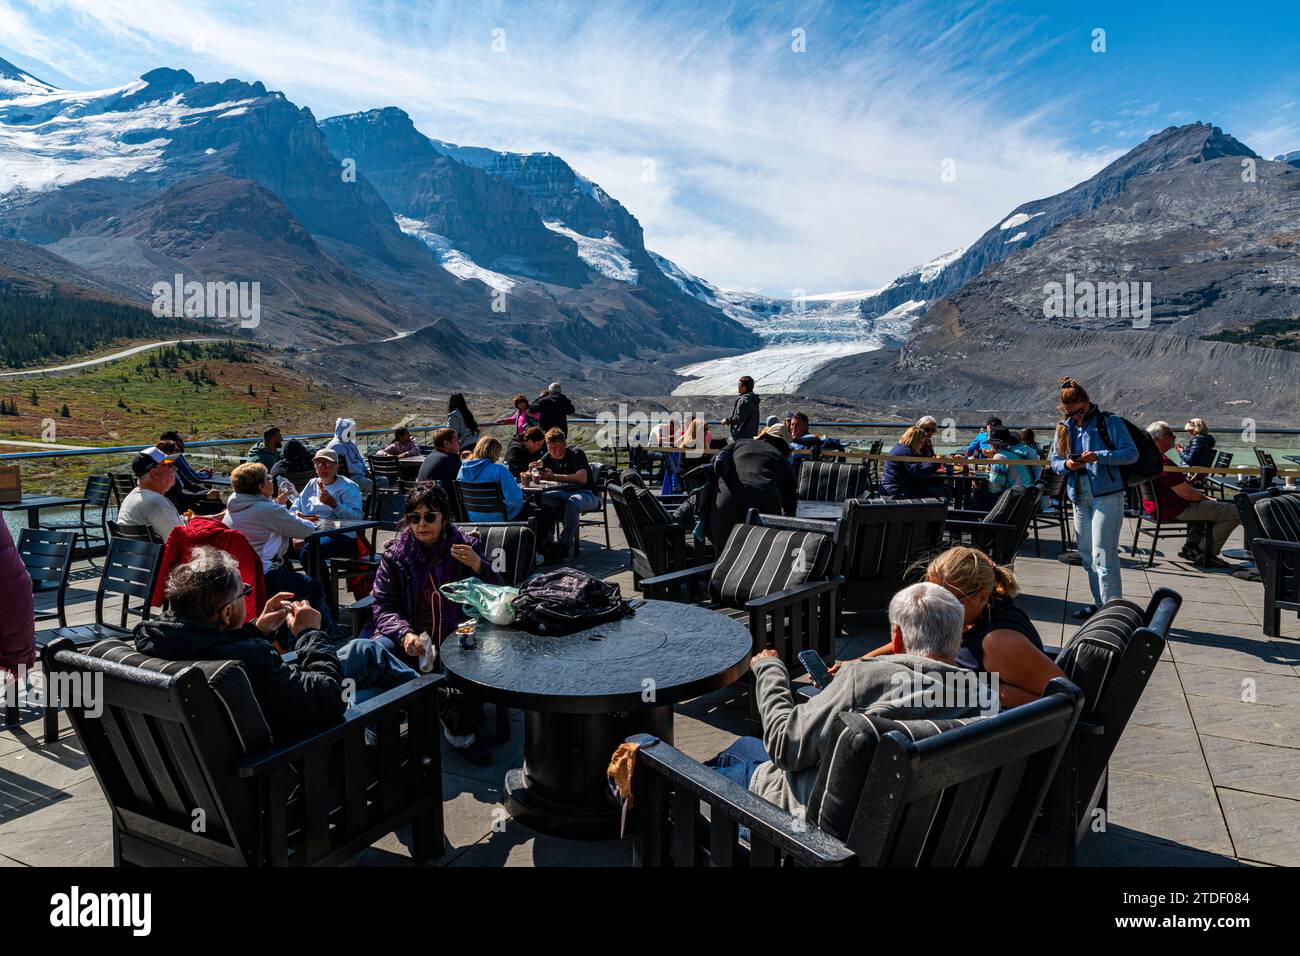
left=8, top=0, right=1122, bottom=294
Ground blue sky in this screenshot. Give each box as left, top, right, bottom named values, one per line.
left=3, top=0, right=1298, bottom=296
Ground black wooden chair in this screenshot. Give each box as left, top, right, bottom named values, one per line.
left=65, top=474, right=114, bottom=564
left=628, top=680, right=1083, bottom=866
left=862, top=439, right=884, bottom=495
left=796, top=460, right=870, bottom=502
left=37, top=537, right=163, bottom=742
left=946, top=484, right=1043, bottom=567
left=43, top=637, right=444, bottom=866
left=20, top=528, right=76, bottom=629
left=610, top=483, right=701, bottom=585
left=1200, top=450, right=1233, bottom=495
left=367, top=455, right=401, bottom=489
left=1131, top=479, right=1213, bottom=568
left=576, top=461, right=613, bottom=552
left=108, top=519, right=163, bottom=544
left=110, top=471, right=136, bottom=510
left=1028, top=468, right=1072, bottom=556
left=834, top=498, right=948, bottom=611
left=641, top=511, right=843, bottom=673
left=1026, top=588, right=1182, bottom=864
left=1236, top=489, right=1300, bottom=637
left=326, top=487, right=406, bottom=619
left=457, top=479, right=511, bottom=522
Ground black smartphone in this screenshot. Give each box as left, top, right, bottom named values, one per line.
left=797, top=649, right=833, bottom=689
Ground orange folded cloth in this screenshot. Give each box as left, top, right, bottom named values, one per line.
left=607, top=741, right=641, bottom=837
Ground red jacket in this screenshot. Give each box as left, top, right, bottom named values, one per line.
left=0, top=520, right=35, bottom=674
left=152, top=517, right=266, bottom=620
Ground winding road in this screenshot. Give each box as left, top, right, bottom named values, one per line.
left=0, top=338, right=226, bottom=379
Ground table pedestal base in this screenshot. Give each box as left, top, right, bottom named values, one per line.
left=505, top=705, right=673, bottom=840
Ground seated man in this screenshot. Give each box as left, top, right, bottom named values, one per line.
left=156, top=439, right=224, bottom=515
left=295, top=448, right=363, bottom=560
left=964, top=416, right=1003, bottom=457
left=706, top=582, right=982, bottom=816
left=536, top=428, right=601, bottom=560
left=117, top=447, right=187, bottom=541
left=787, top=411, right=821, bottom=451
left=416, top=427, right=461, bottom=493
left=134, top=548, right=417, bottom=741
left=1145, top=421, right=1241, bottom=568
left=248, top=426, right=284, bottom=469
left=505, top=426, right=545, bottom=479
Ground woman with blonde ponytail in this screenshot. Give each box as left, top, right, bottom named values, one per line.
left=858, top=546, right=1065, bottom=708
left=1049, top=376, right=1137, bottom=619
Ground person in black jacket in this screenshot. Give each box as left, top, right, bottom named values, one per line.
left=134, top=547, right=417, bottom=742
left=709, top=423, right=797, bottom=548
left=416, top=427, right=462, bottom=493
left=721, top=375, right=761, bottom=441
left=529, top=383, right=576, bottom=435
left=505, top=426, right=546, bottom=478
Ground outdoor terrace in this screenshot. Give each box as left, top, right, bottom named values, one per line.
left=2, top=505, right=1298, bottom=868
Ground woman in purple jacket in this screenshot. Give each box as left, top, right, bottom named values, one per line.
left=366, top=481, right=501, bottom=763
left=0, top=520, right=36, bottom=684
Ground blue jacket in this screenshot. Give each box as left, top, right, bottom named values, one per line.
left=326, top=418, right=369, bottom=479
left=295, top=475, right=363, bottom=521
left=458, top=458, right=525, bottom=521
left=1050, top=408, right=1138, bottom=500
left=881, top=442, right=943, bottom=498
left=989, top=442, right=1041, bottom=494
left=1179, top=433, right=1216, bottom=469
left=964, top=431, right=992, bottom=457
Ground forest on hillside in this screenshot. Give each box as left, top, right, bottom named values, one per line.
left=0, top=290, right=218, bottom=367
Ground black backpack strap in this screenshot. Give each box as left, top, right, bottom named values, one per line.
left=1094, top=410, right=1116, bottom=452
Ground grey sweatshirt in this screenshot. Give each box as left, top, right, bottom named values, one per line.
left=224, top=493, right=319, bottom=567
left=748, top=654, right=982, bottom=815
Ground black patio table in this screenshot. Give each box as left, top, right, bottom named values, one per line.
left=795, top=500, right=845, bottom=521
left=441, top=599, right=752, bottom=839
left=298, top=516, right=379, bottom=580
left=0, top=494, right=90, bottom=530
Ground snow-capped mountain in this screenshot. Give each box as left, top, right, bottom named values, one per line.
left=1276, top=149, right=1300, bottom=168
left=0, top=56, right=755, bottom=387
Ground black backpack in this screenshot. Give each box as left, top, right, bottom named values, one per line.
left=511, top=568, right=635, bottom=635
left=1095, top=411, right=1165, bottom=487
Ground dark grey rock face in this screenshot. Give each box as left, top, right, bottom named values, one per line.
left=816, top=131, right=1300, bottom=424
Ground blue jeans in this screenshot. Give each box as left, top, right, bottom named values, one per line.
left=706, top=736, right=771, bottom=788
left=1073, top=478, right=1124, bottom=606
left=336, top=638, right=419, bottom=705
left=540, top=489, right=601, bottom=547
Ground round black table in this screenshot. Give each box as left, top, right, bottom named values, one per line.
left=440, top=600, right=752, bottom=839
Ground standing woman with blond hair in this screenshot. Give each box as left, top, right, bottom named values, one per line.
left=1050, top=377, right=1138, bottom=619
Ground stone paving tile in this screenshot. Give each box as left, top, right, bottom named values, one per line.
left=361, top=770, right=509, bottom=867
left=1106, top=770, right=1235, bottom=856
left=1167, top=635, right=1300, bottom=676
left=0, top=778, right=112, bottom=866
left=1110, top=727, right=1211, bottom=785
left=1186, top=695, right=1300, bottom=749
left=1217, top=789, right=1300, bottom=867
left=1174, top=663, right=1300, bottom=707
left=1077, top=829, right=1240, bottom=867
left=1201, top=736, right=1300, bottom=801
left=1127, top=688, right=1197, bottom=733
left=448, top=829, right=631, bottom=867
left=0, top=739, right=90, bottom=816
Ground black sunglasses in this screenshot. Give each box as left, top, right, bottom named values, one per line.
left=405, top=510, right=442, bottom=525
left=223, top=582, right=253, bottom=609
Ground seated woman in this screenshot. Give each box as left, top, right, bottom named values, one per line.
left=880, top=426, right=952, bottom=500
left=857, top=547, right=1066, bottom=708
left=376, top=426, right=421, bottom=458
left=458, top=436, right=527, bottom=522
left=367, top=482, right=502, bottom=763
left=986, top=427, right=1041, bottom=495
left=224, top=462, right=334, bottom=631
left=1178, top=418, right=1216, bottom=489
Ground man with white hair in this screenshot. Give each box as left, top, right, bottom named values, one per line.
left=529, top=382, right=576, bottom=435
left=1144, top=421, right=1241, bottom=567
left=705, top=582, right=983, bottom=815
